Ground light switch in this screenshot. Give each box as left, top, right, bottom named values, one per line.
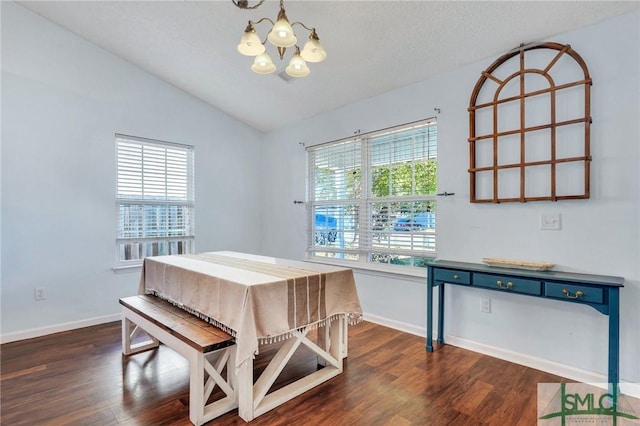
left=540, top=213, right=561, bottom=230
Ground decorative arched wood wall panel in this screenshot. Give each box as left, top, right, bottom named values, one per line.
left=468, top=42, right=592, bottom=203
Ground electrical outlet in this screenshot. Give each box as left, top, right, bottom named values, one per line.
left=34, top=287, right=47, bottom=301
left=480, top=297, right=491, bottom=313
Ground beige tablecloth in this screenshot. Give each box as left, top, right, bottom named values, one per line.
left=138, top=251, right=362, bottom=367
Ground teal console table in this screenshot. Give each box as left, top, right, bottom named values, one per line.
left=426, top=260, right=624, bottom=385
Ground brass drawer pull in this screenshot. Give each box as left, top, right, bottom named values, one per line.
left=562, top=289, right=584, bottom=299
left=496, top=280, right=513, bottom=289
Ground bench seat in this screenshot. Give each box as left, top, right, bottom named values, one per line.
left=120, top=295, right=233, bottom=353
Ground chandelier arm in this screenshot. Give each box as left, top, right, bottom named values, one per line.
left=232, top=0, right=266, bottom=10
left=290, top=22, right=315, bottom=32
left=251, top=17, right=275, bottom=27
left=251, top=17, right=275, bottom=45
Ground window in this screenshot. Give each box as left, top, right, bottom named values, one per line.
left=307, top=119, right=437, bottom=270
left=115, top=134, right=194, bottom=267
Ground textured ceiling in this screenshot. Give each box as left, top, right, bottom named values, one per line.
left=17, top=1, right=640, bottom=133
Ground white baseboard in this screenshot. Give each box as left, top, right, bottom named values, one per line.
left=0, top=313, right=121, bottom=344
left=446, top=335, right=605, bottom=381
left=362, top=314, right=639, bottom=398
left=363, top=313, right=427, bottom=338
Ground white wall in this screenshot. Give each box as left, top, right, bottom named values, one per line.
left=260, top=10, right=640, bottom=385
left=0, top=2, right=263, bottom=339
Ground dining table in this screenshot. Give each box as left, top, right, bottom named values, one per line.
left=138, top=251, right=363, bottom=421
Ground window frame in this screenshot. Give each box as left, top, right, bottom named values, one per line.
left=306, top=118, right=437, bottom=272
left=114, top=134, right=195, bottom=269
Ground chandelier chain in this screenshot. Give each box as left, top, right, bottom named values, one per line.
left=232, top=0, right=266, bottom=10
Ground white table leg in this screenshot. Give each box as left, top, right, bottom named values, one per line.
left=235, top=317, right=347, bottom=422
left=236, top=356, right=255, bottom=422
left=316, top=315, right=347, bottom=366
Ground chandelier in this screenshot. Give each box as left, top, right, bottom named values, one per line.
left=234, top=0, right=327, bottom=77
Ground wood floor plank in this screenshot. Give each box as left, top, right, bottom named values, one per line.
left=1, top=320, right=571, bottom=425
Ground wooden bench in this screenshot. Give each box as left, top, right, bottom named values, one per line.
left=120, top=295, right=237, bottom=425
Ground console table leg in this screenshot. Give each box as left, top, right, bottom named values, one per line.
left=426, top=268, right=434, bottom=352
left=437, top=283, right=445, bottom=345
left=608, top=288, right=620, bottom=387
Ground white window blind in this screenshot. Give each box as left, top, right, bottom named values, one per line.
left=307, top=119, right=437, bottom=269
left=115, top=134, right=195, bottom=267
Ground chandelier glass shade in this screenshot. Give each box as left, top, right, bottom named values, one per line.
left=235, top=0, right=326, bottom=77
left=237, top=27, right=265, bottom=55
left=251, top=52, right=276, bottom=74
left=285, top=47, right=310, bottom=77
left=300, top=29, right=327, bottom=63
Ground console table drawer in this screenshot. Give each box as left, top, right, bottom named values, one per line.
left=473, top=273, right=541, bottom=295
left=545, top=282, right=603, bottom=304
left=433, top=269, right=471, bottom=285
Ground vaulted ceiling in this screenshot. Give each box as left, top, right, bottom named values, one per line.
left=18, top=1, right=639, bottom=133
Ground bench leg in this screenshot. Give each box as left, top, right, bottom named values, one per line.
left=189, top=347, right=238, bottom=426
left=121, top=312, right=159, bottom=355
left=189, top=352, right=205, bottom=425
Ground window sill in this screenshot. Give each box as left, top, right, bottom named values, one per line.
left=112, top=264, right=142, bottom=274
left=304, top=257, right=427, bottom=283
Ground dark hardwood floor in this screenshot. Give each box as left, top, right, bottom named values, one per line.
left=1, top=320, right=566, bottom=425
